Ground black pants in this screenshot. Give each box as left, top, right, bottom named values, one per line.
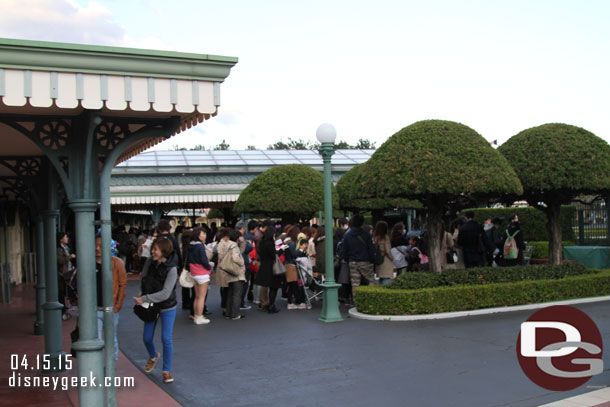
left=286, top=281, right=305, bottom=305
left=463, top=251, right=485, bottom=268
left=227, top=281, right=245, bottom=318
left=182, top=287, right=194, bottom=309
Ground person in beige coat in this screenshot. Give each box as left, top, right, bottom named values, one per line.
left=374, top=221, right=394, bottom=285
left=216, top=228, right=247, bottom=320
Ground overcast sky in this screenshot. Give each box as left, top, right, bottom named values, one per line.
left=1, top=0, right=609, bottom=151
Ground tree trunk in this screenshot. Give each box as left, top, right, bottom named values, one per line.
left=547, top=203, right=563, bottom=265
left=426, top=203, right=444, bottom=273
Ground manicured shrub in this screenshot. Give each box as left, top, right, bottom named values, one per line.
left=355, top=269, right=610, bottom=315
left=529, top=241, right=575, bottom=259
left=387, top=262, right=591, bottom=290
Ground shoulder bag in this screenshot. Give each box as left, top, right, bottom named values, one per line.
left=272, top=254, right=286, bottom=276
left=219, top=246, right=241, bottom=276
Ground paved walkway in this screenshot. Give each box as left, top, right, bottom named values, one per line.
left=1, top=279, right=609, bottom=406
left=0, top=282, right=180, bottom=407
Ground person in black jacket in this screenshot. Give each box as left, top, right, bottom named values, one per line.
left=135, top=237, right=178, bottom=383
left=256, top=227, right=282, bottom=313
left=342, top=213, right=377, bottom=297
left=486, top=217, right=504, bottom=265
left=157, top=219, right=186, bottom=309
left=458, top=211, right=489, bottom=268
left=502, top=214, right=526, bottom=267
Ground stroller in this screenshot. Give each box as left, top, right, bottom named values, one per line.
left=296, top=257, right=324, bottom=309
left=64, top=268, right=78, bottom=308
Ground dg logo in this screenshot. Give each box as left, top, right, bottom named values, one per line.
left=516, top=305, right=604, bottom=391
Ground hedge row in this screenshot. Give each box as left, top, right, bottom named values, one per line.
left=386, top=262, right=591, bottom=290
left=463, top=206, right=576, bottom=242
left=529, top=241, right=575, bottom=259
left=354, top=269, right=610, bottom=315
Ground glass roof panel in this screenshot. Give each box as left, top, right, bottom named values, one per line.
left=126, top=161, right=158, bottom=166
left=157, top=160, right=187, bottom=166
left=272, top=159, right=297, bottom=165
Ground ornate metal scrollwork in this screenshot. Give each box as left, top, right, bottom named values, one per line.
left=37, top=120, right=70, bottom=150
left=95, top=121, right=129, bottom=151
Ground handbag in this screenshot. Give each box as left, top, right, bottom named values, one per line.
left=179, top=268, right=195, bottom=288
left=272, top=254, right=286, bottom=276
left=133, top=302, right=160, bottom=322
left=219, top=247, right=241, bottom=276
left=446, top=248, right=458, bottom=264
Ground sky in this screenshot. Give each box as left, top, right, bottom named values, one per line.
left=1, top=0, right=609, bottom=151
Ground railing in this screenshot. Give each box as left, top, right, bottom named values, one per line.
left=572, top=201, right=610, bottom=246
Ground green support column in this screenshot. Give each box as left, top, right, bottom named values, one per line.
left=41, top=208, right=66, bottom=371
left=33, top=216, right=46, bottom=335
left=70, top=199, right=105, bottom=405
left=317, top=124, right=343, bottom=323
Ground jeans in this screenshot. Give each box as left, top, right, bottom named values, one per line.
left=379, top=278, right=392, bottom=285
left=97, top=310, right=120, bottom=361
left=227, top=281, right=245, bottom=318
left=143, top=308, right=176, bottom=372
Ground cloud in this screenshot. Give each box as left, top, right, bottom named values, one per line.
left=0, top=0, right=128, bottom=46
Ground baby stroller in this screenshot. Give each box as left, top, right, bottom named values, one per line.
left=296, top=257, right=324, bottom=309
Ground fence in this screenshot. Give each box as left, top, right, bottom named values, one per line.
left=572, top=201, right=610, bottom=246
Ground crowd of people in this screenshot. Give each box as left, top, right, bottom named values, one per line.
left=54, top=211, right=526, bottom=384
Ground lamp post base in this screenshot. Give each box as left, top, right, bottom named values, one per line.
left=319, top=281, right=343, bottom=323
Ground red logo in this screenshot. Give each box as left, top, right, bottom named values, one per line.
left=516, top=305, right=603, bottom=391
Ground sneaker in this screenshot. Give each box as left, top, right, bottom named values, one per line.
left=62, top=313, right=72, bottom=321
left=144, top=352, right=160, bottom=373
left=240, top=305, right=252, bottom=310
left=231, top=314, right=246, bottom=320
left=287, top=304, right=297, bottom=310
left=297, top=303, right=307, bottom=310
left=268, top=305, right=280, bottom=314
left=194, top=316, right=210, bottom=325
left=162, top=371, right=174, bottom=383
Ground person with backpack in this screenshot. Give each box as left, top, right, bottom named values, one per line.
left=502, top=214, right=526, bottom=267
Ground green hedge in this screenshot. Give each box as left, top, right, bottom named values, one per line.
left=463, top=206, right=576, bottom=242
left=529, top=241, right=575, bottom=259
left=355, top=269, right=610, bottom=315
left=387, top=262, right=591, bottom=290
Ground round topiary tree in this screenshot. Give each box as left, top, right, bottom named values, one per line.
left=358, top=120, right=523, bottom=273
left=233, top=164, right=338, bottom=224
left=337, top=162, right=422, bottom=211
left=498, top=123, right=610, bottom=265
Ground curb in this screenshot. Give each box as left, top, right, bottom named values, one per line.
left=348, top=295, right=610, bottom=321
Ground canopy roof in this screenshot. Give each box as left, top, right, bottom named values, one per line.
left=0, top=38, right=237, bottom=162
left=110, top=149, right=374, bottom=209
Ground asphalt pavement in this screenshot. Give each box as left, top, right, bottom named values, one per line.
left=118, top=279, right=610, bottom=407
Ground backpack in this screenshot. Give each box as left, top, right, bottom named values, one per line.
left=504, top=229, right=519, bottom=260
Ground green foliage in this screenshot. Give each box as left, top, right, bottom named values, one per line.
left=267, top=138, right=318, bottom=150
left=464, top=206, right=576, bottom=241
left=355, top=269, right=610, bottom=315
left=337, top=163, right=422, bottom=210
left=207, top=208, right=225, bottom=219
left=529, top=241, right=575, bottom=259
left=213, top=139, right=230, bottom=150
left=358, top=120, right=523, bottom=200
left=387, top=262, right=591, bottom=290
left=233, top=164, right=338, bottom=221
left=498, top=124, right=610, bottom=200
left=246, top=145, right=257, bottom=150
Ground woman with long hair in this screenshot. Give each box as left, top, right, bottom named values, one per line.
left=187, top=227, right=213, bottom=325
left=216, top=228, right=247, bottom=319
left=135, top=237, right=178, bottom=383
left=373, top=221, right=394, bottom=284
left=255, top=226, right=282, bottom=313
